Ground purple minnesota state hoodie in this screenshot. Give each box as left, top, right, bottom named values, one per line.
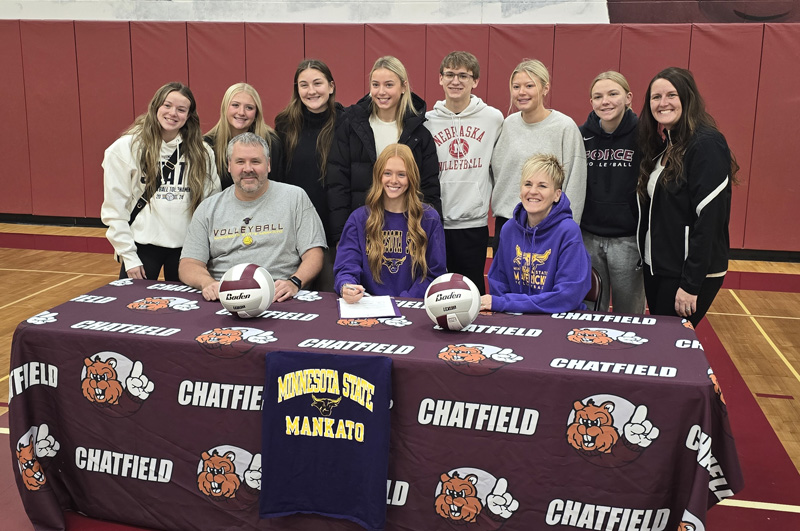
left=488, top=194, right=591, bottom=313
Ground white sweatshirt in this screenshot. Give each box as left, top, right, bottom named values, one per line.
left=101, top=134, right=220, bottom=269
left=424, top=96, right=504, bottom=230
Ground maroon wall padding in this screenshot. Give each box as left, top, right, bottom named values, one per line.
left=619, top=24, right=692, bottom=112
left=188, top=23, right=247, bottom=133
left=486, top=25, right=555, bottom=116
left=689, top=24, right=763, bottom=250
left=365, top=25, right=428, bottom=106
left=130, top=22, right=189, bottom=115
left=0, top=20, right=32, bottom=215
left=423, top=25, right=491, bottom=109
left=245, top=24, right=305, bottom=127
left=20, top=21, right=85, bottom=217
left=306, top=24, right=365, bottom=107
left=75, top=22, right=135, bottom=219
left=552, top=25, right=623, bottom=124
left=745, top=24, right=800, bottom=251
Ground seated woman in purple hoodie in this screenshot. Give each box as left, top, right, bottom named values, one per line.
left=335, top=143, right=446, bottom=302
left=481, top=154, right=591, bottom=314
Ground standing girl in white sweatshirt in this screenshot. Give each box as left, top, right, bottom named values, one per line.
left=101, top=82, right=220, bottom=280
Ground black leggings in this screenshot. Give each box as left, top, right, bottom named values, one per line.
left=643, top=269, right=724, bottom=327
left=120, top=243, right=181, bottom=281
left=445, top=226, right=489, bottom=295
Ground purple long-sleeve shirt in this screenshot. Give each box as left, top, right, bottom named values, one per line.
left=334, top=205, right=446, bottom=298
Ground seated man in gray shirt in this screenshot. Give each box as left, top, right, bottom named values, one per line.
left=179, top=132, right=326, bottom=302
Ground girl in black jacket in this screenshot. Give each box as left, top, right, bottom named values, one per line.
left=274, top=59, right=343, bottom=291
left=637, top=67, right=738, bottom=326
left=327, top=56, right=441, bottom=244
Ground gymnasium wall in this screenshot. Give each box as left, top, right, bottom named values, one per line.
left=0, top=21, right=797, bottom=252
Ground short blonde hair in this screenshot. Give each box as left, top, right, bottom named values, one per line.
left=520, top=154, right=565, bottom=190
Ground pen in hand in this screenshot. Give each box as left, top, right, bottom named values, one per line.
left=342, top=283, right=369, bottom=300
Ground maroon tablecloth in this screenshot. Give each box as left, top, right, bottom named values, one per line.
left=9, top=279, right=742, bottom=531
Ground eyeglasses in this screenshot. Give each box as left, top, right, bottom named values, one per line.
left=442, top=72, right=474, bottom=82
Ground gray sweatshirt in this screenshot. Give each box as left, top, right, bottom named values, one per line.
left=490, top=110, right=586, bottom=223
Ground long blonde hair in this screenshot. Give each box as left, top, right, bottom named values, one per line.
left=508, top=59, right=550, bottom=115
left=205, top=83, right=278, bottom=178
left=124, top=82, right=209, bottom=213
left=364, top=144, right=428, bottom=284
left=369, top=56, right=417, bottom=136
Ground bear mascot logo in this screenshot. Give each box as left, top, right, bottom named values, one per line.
left=438, top=344, right=522, bottom=376
left=80, top=354, right=154, bottom=416
left=195, top=327, right=277, bottom=358
left=82, top=356, right=123, bottom=405
left=336, top=316, right=413, bottom=329
left=566, top=328, right=647, bottom=348
left=15, top=424, right=59, bottom=491
left=434, top=468, right=518, bottom=530
left=196, top=446, right=261, bottom=508
left=566, top=395, right=659, bottom=467
left=127, top=296, right=199, bottom=313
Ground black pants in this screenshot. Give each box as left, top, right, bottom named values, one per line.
left=492, top=216, right=511, bottom=255
left=445, top=226, right=489, bottom=295
left=120, top=243, right=181, bottom=281
left=643, top=269, right=724, bottom=327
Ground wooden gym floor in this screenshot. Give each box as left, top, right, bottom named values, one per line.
left=2, top=223, right=800, bottom=529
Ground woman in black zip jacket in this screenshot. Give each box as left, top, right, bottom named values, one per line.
left=326, top=56, right=441, bottom=245
left=274, top=59, right=344, bottom=292
left=637, top=67, right=738, bottom=327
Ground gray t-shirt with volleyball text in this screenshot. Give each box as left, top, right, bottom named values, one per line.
left=181, top=181, right=327, bottom=280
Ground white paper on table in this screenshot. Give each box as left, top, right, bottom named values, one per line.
left=337, top=295, right=400, bottom=319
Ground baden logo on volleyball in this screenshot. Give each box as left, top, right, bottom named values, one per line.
left=219, top=264, right=275, bottom=318
left=424, top=274, right=480, bottom=331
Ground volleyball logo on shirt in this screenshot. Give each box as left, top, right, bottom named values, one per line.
left=565, top=394, right=659, bottom=467
left=434, top=467, right=518, bottom=528
left=449, top=138, right=469, bottom=158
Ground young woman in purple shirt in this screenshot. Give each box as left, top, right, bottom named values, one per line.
left=334, top=143, right=446, bottom=301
